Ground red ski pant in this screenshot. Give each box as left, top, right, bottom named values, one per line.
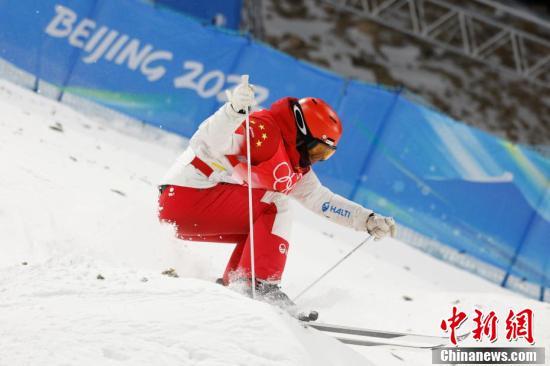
left=158, top=184, right=290, bottom=284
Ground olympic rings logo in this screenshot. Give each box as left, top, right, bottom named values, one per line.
left=272, top=162, right=302, bottom=194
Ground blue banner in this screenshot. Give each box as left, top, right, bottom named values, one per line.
left=342, top=94, right=550, bottom=289
left=0, top=0, right=548, bottom=298
left=154, top=0, right=242, bottom=29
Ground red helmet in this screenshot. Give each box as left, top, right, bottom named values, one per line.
left=299, top=97, right=343, bottom=145
left=295, top=97, right=343, bottom=161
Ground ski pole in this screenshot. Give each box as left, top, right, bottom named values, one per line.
left=243, top=75, right=256, bottom=299
left=292, top=235, right=373, bottom=302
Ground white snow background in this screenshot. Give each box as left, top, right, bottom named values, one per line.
left=0, top=79, right=548, bottom=365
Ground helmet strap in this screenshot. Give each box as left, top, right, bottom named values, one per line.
left=296, top=139, right=312, bottom=168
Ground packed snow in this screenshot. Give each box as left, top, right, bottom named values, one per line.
left=1, top=79, right=549, bottom=365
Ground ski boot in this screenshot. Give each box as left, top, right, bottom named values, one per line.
left=256, top=281, right=295, bottom=307
left=256, top=281, right=318, bottom=322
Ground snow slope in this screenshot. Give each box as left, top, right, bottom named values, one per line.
left=0, top=79, right=549, bottom=365
left=0, top=258, right=370, bottom=366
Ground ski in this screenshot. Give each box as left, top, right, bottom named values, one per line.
left=333, top=337, right=441, bottom=349
left=303, top=321, right=469, bottom=348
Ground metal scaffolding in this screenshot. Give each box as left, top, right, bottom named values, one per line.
left=323, top=0, right=550, bottom=89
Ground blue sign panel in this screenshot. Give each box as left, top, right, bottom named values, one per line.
left=155, top=0, right=242, bottom=29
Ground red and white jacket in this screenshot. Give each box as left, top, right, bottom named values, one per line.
left=161, top=99, right=372, bottom=231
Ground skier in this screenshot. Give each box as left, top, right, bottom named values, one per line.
left=158, top=76, right=396, bottom=302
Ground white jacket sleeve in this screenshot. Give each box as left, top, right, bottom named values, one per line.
left=161, top=103, right=246, bottom=187
left=190, top=102, right=245, bottom=156
left=290, top=170, right=373, bottom=231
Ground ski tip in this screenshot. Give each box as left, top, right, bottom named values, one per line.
left=456, top=331, right=470, bottom=342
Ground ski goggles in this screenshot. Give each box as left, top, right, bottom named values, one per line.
left=307, top=138, right=337, bottom=161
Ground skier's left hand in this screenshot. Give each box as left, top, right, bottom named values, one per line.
left=366, top=213, right=396, bottom=241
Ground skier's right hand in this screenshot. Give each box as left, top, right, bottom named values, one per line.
left=226, top=75, right=256, bottom=114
